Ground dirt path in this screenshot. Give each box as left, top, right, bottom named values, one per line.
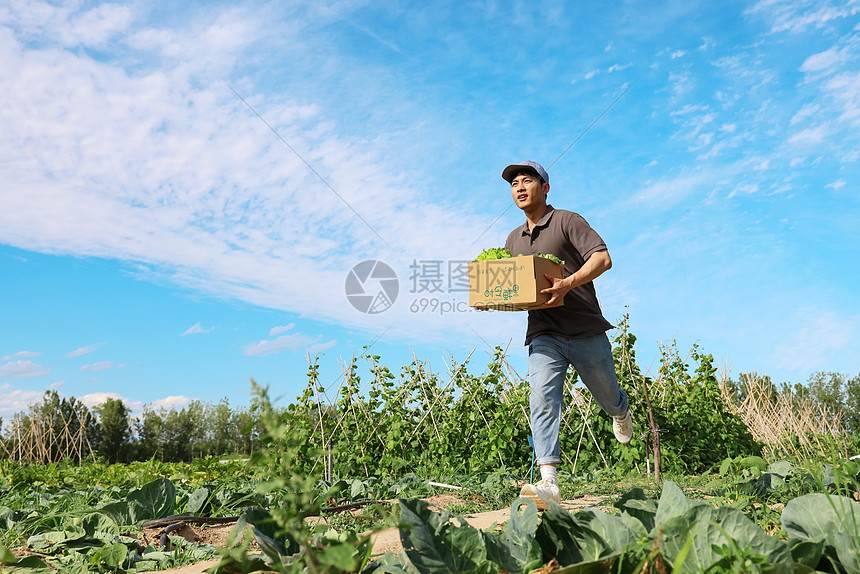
left=157, top=495, right=609, bottom=574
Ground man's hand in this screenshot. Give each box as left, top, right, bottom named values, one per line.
left=540, top=250, right=612, bottom=306
left=541, top=274, right=574, bottom=306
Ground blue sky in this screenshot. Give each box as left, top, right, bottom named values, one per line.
left=1, top=0, right=859, bottom=420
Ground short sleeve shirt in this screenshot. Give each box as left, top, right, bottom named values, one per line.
left=505, top=205, right=613, bottom=345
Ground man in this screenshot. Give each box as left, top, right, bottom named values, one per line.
left=502, top=160, right=632, bottom=510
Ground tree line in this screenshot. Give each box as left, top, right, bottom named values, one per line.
left=1, top=350, right=857, bottom=468
left=0, top=392, right=267, bottom=464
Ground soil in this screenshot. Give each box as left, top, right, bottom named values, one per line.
left=153, top=493, right=612, bottom=574
left=141, top=522, right=237, bottom=550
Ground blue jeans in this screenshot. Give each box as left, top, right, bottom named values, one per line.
left=528, top=332, right=629, bottom=466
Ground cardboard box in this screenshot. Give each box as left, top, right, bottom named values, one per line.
left=468, top=255, right=565, bottom=311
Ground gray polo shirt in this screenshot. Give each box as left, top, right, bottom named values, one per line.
left=504, top=205, right=613, bottom=345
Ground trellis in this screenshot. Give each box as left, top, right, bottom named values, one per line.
left=302, top=346, right=610, bottom=478
left=721, top=373, right=849, bottom=461
left=0, top=408, right=95, bottom=464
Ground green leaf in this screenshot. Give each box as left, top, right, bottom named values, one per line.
left=361, top=551, right=413, bottom=574
left=232, top=506, right=300, bottom=566
left=398, top=498, right=489, bottom=574
left=575, top=507, right=641, bottom=551
left=660, top=505, right=792, bottom=573
left=473, top=248, right=512, bottom=261
left=552, top=553, right=620, bottom=574
left=829, top=532, right=860, bottom=574
left=98, top=499, right=148, bottom=527
left=781, top=490, right=860, bottom=573
left=0, top=550, right=54, bottom=574
left=126, top=477, right=177, bottom=520
left=670, top=530, right=697, bottom=574
left=767, top=460, right=795, bottom=477
left=739, top=456, right=768, bottom=472
left=26, top=530, right=70, bottom=552
left=187, top=487, right=210, bottom=515
left=483, top=499, right=542, bottom=574
left=788, top=537, right=825, bottom=569
left=535, top=502, right=608, bottom=566
left=72, top=512, right=121, bottom=536
left=614, top=488, right=656, bottom=533
left=319, top=542, right=358, bottom=571
left=89, top=542, right=128, bottom=569
left=654, top=481, right=693, bottom=533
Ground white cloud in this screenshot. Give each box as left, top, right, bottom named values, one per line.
left=668, top=71, right=694, bottom=99
left=790, top=103, right=820, bottom=125
left=728, top=184, right=760, bottom=198
left=243, top=333, right=318, bottom=356
left=78, top=391, right=124, bottom=409
left=824, top=71, right=860, bottom=125
left=631, top=170, right=715, bottom=207
left=1, top=350, right=40, bottom=361
left=80, top=361, right=118, bottom=372
left=182, top=322, right=216, bottom=336
left=78, top=391, right=149, bottom=417
left=826, top=179, right=847, bottom=189
left=0, top=360, right=51, bottom=379
left=800, top=45, right=852, bottom=74
left=146, top=395, right=194, bottom=411
left=0, top=4, right=501, bottom=352
left=60, top=4, right=132, bottom=48
left=66, top=342, right=106, bottom=357
left=607, top=63, right=632, bottom=73
left=788, top=124, right=830, bottom=145
left=269, top=323, right=296, bottom=336
left=0, top=388, right=44, bottom=418
left=748, top=0, right=860, bottom=34
left=670, top=50, right=686, bottom=59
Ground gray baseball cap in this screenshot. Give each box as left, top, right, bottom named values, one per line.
left=502, top=161, right=549, bottom=185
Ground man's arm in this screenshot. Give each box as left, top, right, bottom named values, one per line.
left=541, top=250, right=612, bottom=306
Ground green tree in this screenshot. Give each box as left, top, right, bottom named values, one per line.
left=211, top=398, right=235, bottom=455
left=845, top=373, right=860, bottom=434
left=234, top=406, right=259, bottom=456
left=160, top=402, right=207, bottom=461
left=95, top=398, right=132, bottom=463
left=136, top=407, right=165, bottom=460
left=806, top=371, right=846, bottom=415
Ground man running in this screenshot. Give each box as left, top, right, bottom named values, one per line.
left=502, top=160, right=632, bottom=510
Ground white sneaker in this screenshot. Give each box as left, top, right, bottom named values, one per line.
left=613, top=410, right=633, bottom=444
left=519, top=479, right=560, bottom=511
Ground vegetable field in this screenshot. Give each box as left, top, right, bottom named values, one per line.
left=2, top=322, right=860, bottom=573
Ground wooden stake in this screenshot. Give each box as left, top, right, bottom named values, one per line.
left=640, top=375, right=661, bottom=482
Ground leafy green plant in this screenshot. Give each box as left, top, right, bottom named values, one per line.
left=531, top=252, right=563, bottom=265
left=208, top=381, right=380, bottom=574
left=361, top=481, right=860, bottom=574
left=473, top=247, right=512, bottom=261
